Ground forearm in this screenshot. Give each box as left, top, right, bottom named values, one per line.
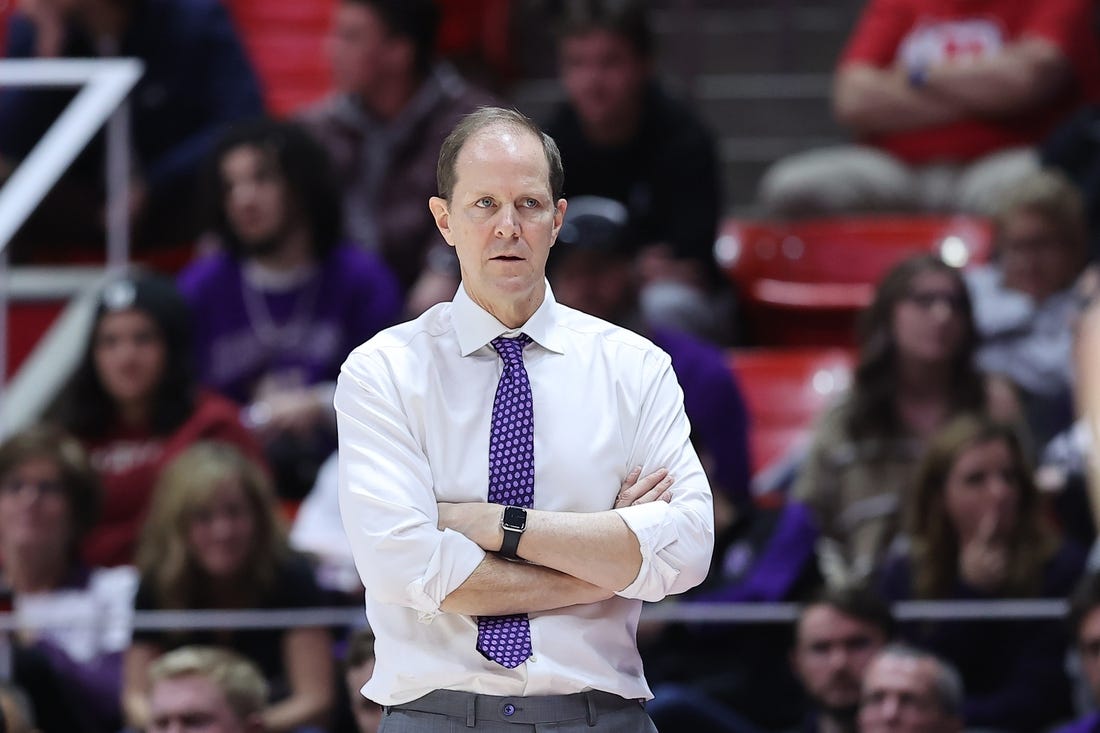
left=922, top=42, right=1070, bottom=118
left=441, top=504, right=643, bottom=591
left=263, top=693, right=332, bottom=733
left=440, top=554, right=613, bottom=615
left=834, top=66, right=963, bottom=135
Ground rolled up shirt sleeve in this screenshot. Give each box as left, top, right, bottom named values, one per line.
left=614, top=350, right=715, bottom=602
left=336, top=347, right=486, bottom=619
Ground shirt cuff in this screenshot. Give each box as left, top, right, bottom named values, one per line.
left=408, top=528, right=487, bottom=622
left=613, top=501, right=680, bottom=601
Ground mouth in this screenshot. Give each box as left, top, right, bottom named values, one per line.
left=491, top=255, right=524, bottom=262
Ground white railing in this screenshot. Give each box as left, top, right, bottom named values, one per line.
left=0, top=58, right=143, bottom=436
left=0, top=599, right=1071, bottom=633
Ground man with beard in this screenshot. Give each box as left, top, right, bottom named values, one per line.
left=790, top=587, right=895, bottom=733
left=178, top=118, right=402, bottom=498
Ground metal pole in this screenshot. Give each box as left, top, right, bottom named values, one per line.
left=105, top=98, right=131, bottom=273
left=0, top=247, right=8, bottom=438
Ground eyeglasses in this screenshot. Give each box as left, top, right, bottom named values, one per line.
left=0, top=478, right=65, bottom=496
left=903, top=290, right=966, bottom=312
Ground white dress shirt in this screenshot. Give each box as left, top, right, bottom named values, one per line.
left=335, top=282, right=714, bottom=705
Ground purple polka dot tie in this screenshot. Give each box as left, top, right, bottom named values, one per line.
left=476, top=334, right=534, bottom=669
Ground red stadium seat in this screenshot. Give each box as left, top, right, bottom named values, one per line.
left=224, top=0, right=335, bottom=116
left=6, top=301, right=65, bottom=379
left=717, top=215, right=995, bottom=347
left=729, top=347, right=855, bottom=479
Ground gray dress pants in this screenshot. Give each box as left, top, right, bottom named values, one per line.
left=379, top=689, right=659, bottom=732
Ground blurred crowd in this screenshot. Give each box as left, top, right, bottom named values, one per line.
left=3, top=0, right=1100, bottom=731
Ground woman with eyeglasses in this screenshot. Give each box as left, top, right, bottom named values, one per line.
left=793, top=254, right=1022, bottom=588
left=48, top=271, right=264, bottom=568
left=0, top=424, right=137, bottom=733
left=878, top=413, right=1083, bottom=731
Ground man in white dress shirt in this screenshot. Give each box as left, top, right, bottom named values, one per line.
left=335, top=105, right=714, bottom=731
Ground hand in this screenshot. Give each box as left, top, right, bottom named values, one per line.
left=246, top=390, right=327, bottom=439
left=959, top=513, right=1009, bottom=592
left=437, top=502, right=500, bottom=551
left=614, top=467, right=674, bottom=510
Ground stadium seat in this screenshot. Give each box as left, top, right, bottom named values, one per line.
left=716, top=215, right=995, bottom=347
left=224, top=0, right=335, bottom=116
left=6, top=301, right=65, bottom=379
left=0, top=0, right=11, bottom=57
left=729, top=347, right=855, bottom=482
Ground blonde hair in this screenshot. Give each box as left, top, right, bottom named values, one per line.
left=148, top=646, right=268, bottom=720
left=136, top=442, right=286, bottom=610
left=907, top=414, right=1055, bottom=598
left=995, top=169, right=1087, bottom=256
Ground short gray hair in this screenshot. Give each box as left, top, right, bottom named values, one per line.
left=436, top=106, right=564, bottom=202
left=876, top=643, right=964, bottom=715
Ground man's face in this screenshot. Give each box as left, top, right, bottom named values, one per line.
left=858, top=655, right=961, bottom=733
left=559, top=30, right=649, bottom=132
left=999, top=208, right=1082, bottom=302
left=220, top=145, right=293, bottom=256
left=429, top=125, right=566, bottom=319
left=793, top=605, right=887, bottom=716
left=1078, top=606, right=1100, bottom=701
left=345, top=659, right=382, bottom=733
left=148, top=675, right=258, bottom=733
left=327, top=2, right=404, bottom=98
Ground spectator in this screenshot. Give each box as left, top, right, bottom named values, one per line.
left=122, top=442, right=333, bottom=732
left=0, top=424, right=135, bottom=733
left=179, top=118, right=402, bottom=499
left=146, top=646, right=267, bottom=733
left=1060, top=573, right=1100, bottom=733
left=0, top=0, right=263, bottom=256
left=760, top=0, right=1100, bottom=218
left=547, top=194, right=751, bottom=516
left=790, top=587, right=895, bottom=733
left=966, top=169, right=1089, bottom=447
left=344, top=630, right=381, bottom=733
left=543, top=0, right=727, bottom=340
left=879, top=414, right=1083, bottom=731
left=794, top=254, right=1020, bottom=587
left=858, top=645, right=963, bottom=733
left=299, top=0, right=496, bottom=312
left=49, top=272, right=263, bottom=567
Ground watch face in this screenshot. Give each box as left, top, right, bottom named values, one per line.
left=503, top=506, right=527, bottom=531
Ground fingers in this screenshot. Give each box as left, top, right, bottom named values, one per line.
left=620, top=466, right=642, bottom=491
left=615, top=467, right=674, bottom=508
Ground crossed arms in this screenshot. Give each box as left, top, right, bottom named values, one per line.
left=835, top=37, right=1072, bottom=136
left=335, top=347, right=714, bottom=620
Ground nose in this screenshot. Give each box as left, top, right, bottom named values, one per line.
left=494, top=204, right=519, bottom=239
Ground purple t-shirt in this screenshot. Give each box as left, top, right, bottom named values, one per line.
left=650, top=326, right=751, bottom=508
left=178, top=244, right=402, bottom=404
left=1057, top=712, right=1100, bottom=733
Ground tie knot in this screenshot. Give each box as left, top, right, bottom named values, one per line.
left=491, top=334, right=531, bottom=367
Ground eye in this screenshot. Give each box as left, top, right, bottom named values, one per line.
left=522, top=198, right=540, bottom=208
left=476, top=197, right=494, bottom=208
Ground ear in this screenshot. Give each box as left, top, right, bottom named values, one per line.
left=429, top=196, right=455, bottom=247
left=548, top=198, right=568, bottom=248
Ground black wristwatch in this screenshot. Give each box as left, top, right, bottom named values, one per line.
left=499, top=506, right=527, bottom=560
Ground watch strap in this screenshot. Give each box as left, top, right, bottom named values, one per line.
left=500, top=526, right=523, bottom=560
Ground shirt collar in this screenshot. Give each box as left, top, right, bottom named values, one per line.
left=453, top=280, right=566, bottom=357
